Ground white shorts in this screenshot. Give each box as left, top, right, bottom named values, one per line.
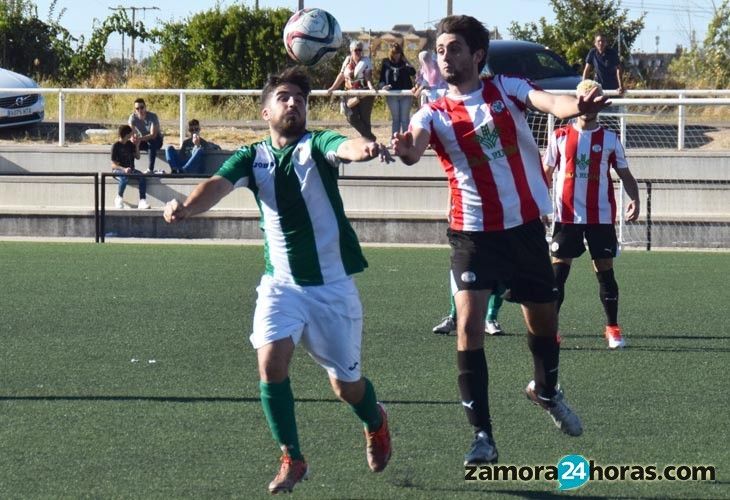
left=250, top=274, right=364, bottom=382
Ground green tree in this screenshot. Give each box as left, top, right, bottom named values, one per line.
left=668, top=0, right=730, bottom=89
left=508, top=0, right=645, bottom=69
left=65, top=10, right=152, bottom=83
left=0, top=0, right=73, bottom=79
left=151, top=5, right=293, bottom=89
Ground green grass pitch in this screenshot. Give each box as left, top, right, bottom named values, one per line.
left=0, top=241, right=727, bottom=498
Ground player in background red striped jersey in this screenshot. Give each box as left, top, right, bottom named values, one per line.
left=543, top=79, right=640, bottom=349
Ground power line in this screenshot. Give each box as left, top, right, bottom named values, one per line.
left=108, top=5, right=159, bottom=64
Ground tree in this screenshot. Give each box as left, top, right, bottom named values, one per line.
left=0, top=0, right=74, bottom=80
left=508, top=0, right=645, bottom=69
left=151, top=5, right=293, bottom=90
left=668, top=0, right=730, bottom=89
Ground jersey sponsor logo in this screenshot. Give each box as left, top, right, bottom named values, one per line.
left=576, top=153, right=590, bottom=170
left=475, top=124, right=519, bottom=162
left=253, top=160, right=275, bottom=169
left=478, top=124, right=501, bottom=149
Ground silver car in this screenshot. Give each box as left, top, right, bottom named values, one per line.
left=0, top=67, right=45, bottom=128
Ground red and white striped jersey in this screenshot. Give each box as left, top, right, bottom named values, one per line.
left=544, top=124, right=628, bottom=224
left=410, top=75, right=551, bottom=232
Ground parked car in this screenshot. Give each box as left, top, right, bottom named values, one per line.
left=482, top=40, right=583, bottom=145
left=0, top=68, right=45, bottom=128
left=483, top=40, right=582, bottom=90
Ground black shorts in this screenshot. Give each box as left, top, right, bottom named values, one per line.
left=550, top=223, right=618, bottom=260
left=448, top=219, right=556, bottom=304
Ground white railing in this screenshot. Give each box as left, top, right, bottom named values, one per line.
left=1, top=87, right=729, bottom=149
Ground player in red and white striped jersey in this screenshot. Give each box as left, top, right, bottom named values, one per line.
left=544, top=79, right=640, bottom=349
left=392, top=15, right=610, bottom=464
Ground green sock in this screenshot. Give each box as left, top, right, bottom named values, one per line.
left=350, top=378, right=382, bottom=432
left=487, top=293, right=503, bottom=321
left=260, top=378, right=303, bottom=460
left=448, top=294, right=456, bottom=318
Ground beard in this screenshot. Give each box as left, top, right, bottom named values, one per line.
left=442, top=66, right=468, bottom=86
left=272, top=113, right=306, bottom=138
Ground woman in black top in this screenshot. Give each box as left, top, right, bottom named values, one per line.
left=378, top=43, right=416, bottom=135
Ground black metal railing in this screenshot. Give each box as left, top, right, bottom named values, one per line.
left=0, top=173, right=727, bottom=249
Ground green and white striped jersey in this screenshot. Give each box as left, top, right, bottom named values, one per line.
left=216, top=130, right=368, bottom=286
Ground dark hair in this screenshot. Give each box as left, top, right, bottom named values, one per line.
left=118, top=124, right=132, bottom=138
left=188, top=118, right=200, bottom=132
left=389, top=42, right=403, bottom=62
left=261, top=67, right=311, bottom=108
left=436, top=15, right=490, bottom=72
left=133, top=98, right=145, bottom=106
left=595, top=32, right=607, bottom=40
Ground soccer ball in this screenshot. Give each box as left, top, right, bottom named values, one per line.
left=283, top=8, right=342, bottom=66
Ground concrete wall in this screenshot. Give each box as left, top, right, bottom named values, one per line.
left=1, top=146, right=729, bottom=247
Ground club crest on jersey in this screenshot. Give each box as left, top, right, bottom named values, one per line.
left=592, top=144, right=602, bottom=153
left=490, top=100, right=505, bottom=114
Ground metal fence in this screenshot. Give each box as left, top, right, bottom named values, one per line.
left=1, top=87, right=730, bottom=149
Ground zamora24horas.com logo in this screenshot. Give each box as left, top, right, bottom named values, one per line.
left=464, top=454, right=717, bottom=490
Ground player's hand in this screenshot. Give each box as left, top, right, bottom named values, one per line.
left=625, top=199, right=640, bottom=222
left=577, top=86, right=610, bottom=115
left=363, top=142, right=394, bottom=164
left=391, top=131, right=414, bottom=157
left=163, top=199, right=186, bottom=223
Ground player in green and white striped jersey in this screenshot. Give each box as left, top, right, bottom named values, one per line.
left=163, top=67, right=392, bottom=494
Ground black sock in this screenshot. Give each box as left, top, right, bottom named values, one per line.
left=552, top=262, right=571, bottom=314
left=527, top=334, right=560, bottom=398
left=457, top=349, right=492, bottom=436
left=596, top=268, right=619, bottom=325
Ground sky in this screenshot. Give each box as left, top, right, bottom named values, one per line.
left=32, top=0, right=717, bottom=59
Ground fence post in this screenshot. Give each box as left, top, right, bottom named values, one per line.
left=546, top=113, right=555, bottom=138
left=179, top=92, right=186, bottom=147
left=618, top=179, right=625, bottom=244
left=94, top=173, right=100, bottom=243
left=619, top=105, right=627, bottom=146
left=645, top=181, right=652, bottom=251
left=677, top=92, right=685, bottom=151
left=58, top=90, right=66, bottom=147
left=100, top=173, right=106, bottom=243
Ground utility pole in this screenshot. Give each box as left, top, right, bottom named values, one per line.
left=298, top=1, right=304, bottom=10
left=109, top=6, right=159, bottom=64
left=447, top=0, right=452, bottom=15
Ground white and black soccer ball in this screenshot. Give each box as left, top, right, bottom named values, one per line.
left=283, top=8, right=342, bottom=66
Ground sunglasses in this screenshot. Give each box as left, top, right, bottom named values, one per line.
left=189, top=127, right=200, bottom=133
left=353, top=48, right=362, bottom=53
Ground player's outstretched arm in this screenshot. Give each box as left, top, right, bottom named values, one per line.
left=615, top=168, right=641, bottom=222
left=391, top=127, right=430, bottom=165
left=337, top=137, right=394, bottom=164
left=164, top=175, right=234, bottom=223
left=527, top=86, right=610, bottom=120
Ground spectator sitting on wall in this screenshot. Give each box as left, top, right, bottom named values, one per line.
left=112, top=124, right=150, bottom=210
left=129, top=98, right=164, bottom=174
left=166, top=119, right=221, bottom=174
